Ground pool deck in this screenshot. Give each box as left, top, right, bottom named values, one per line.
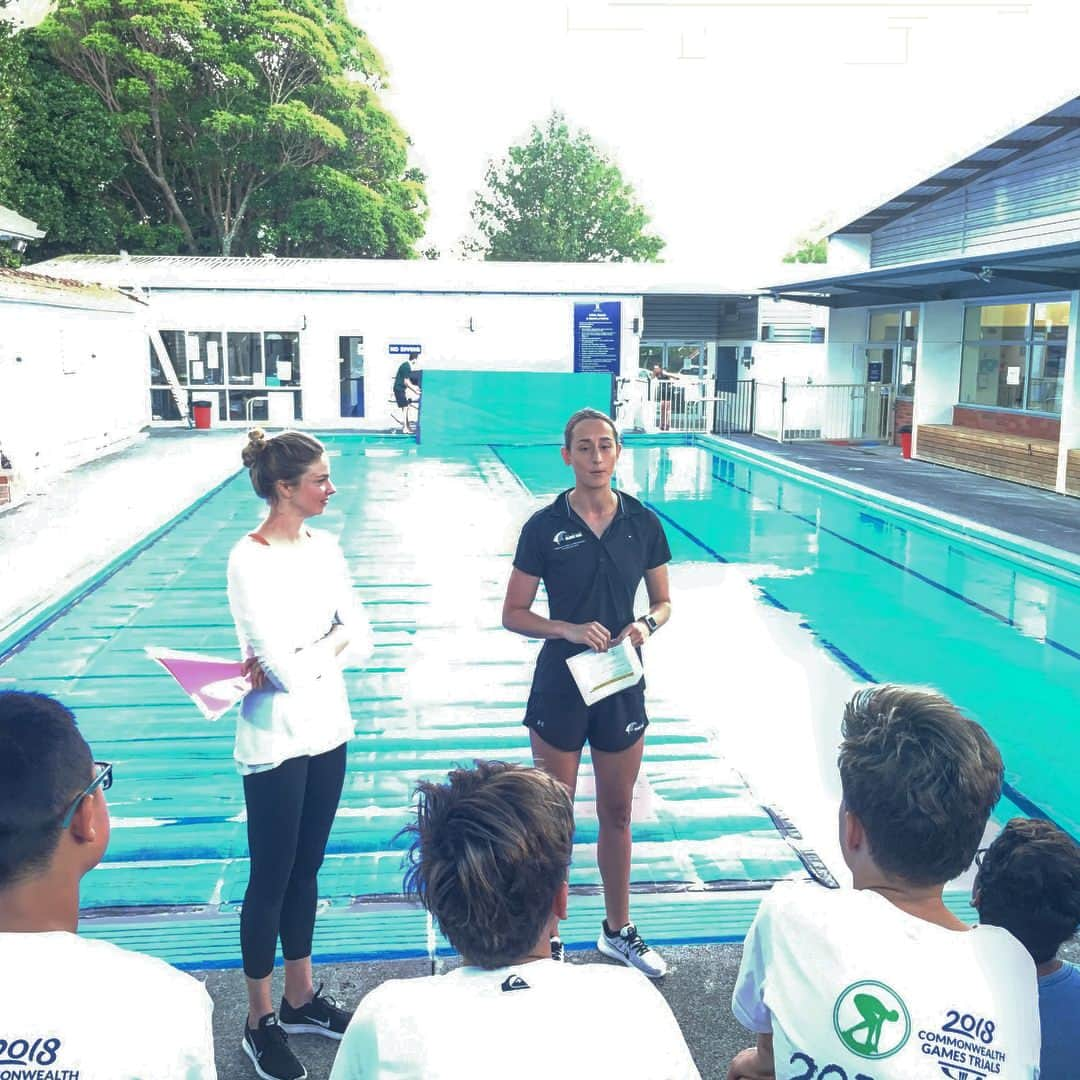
left=4, top=429, right=1079, bottom=1078
left=726, top=435, right=1079, bottom=556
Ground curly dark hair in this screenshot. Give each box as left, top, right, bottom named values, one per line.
left=975, top=817, right=1080, bottom=964
left=401, top=761, right=573, bottom=969
left=839, top=684, right=1003, bottom=886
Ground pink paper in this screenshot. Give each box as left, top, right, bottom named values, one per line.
left=145, top=646, right=251, bottom=722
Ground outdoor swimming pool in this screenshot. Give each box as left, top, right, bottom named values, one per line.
left=1, top=434, right=1075, bottom=968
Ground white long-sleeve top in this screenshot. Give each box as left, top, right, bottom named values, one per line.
left=226, top=528, right=372, bottom=773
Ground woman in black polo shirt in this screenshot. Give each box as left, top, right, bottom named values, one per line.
left=502, top=407, right=672, bottom=978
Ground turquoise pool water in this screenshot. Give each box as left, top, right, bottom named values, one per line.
left=2, top=434, right=1075, bottom=967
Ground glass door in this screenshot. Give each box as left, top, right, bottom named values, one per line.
left=339, top=336, right=364, bottom=417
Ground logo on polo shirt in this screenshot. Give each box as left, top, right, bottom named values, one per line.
left=500, top=974, right=531, bottom=992
left=832, top=980, right=911, bottom=1059
left=0, top=1036, right=63, bottom=1070
left=552, top=530, right=585, bottom=550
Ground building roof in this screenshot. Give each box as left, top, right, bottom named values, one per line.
left=764, top=238, right=1080, bottom=309
left=831, top=94, right=1080, bottom=236
left=0, top=265, right=141, bottom=311
left=0, top=204, right=46, bottom=242
left=29, top=255, right=762, bottom=298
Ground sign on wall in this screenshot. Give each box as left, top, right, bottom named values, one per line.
left=389, top=344, right=422, bottom=355
left=573, top=302, right=621, bottom=375
left=867, top=360, right=883, bottom=383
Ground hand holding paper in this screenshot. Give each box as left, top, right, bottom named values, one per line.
left=565, top=637, right=644, bottom=706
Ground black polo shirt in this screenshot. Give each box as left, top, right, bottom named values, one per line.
left=513, top=488, right=671, bottom=695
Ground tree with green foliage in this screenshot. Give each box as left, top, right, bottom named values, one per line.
left=468, top=111, right=664, bottom=263
left=33, top=0, right=426, bottom=257
left=783, top=226, right=828, bottom=264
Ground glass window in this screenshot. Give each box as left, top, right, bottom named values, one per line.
left=959, top=301, right=1067, bottom=414
left=264, top=332, right=300, bottom=386
left=186, top=332, right=224, bottom=386
left=868, top=311, right=901, bottom=343
left=228, top=332, right=262, bottom=385
left=155, top=331, right=188, bottom=382
left=865, top=308, right=918, bottom=398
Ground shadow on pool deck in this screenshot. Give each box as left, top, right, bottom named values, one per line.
left=723, top=436, right=1079, bottom=557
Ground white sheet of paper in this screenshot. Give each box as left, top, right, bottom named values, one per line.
left=565, top=637, right=644, bottom=706
left=191, top=359, right=205, bottom=381
left=206, top=341, right=220, bottom=369
left=276, top=360, right=292, bottom=382
left=1006, top=366, right=1021, bottom=386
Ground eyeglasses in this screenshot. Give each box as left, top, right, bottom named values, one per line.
left=60, top=761, right=113, bottom=829
left=974, top=847, right=988, bottom=868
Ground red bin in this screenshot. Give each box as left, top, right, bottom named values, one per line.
left=899, top=427, right=913, bottom=459
left=192, top=400, right=213, bottom=430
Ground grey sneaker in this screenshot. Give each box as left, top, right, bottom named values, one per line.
left=597, top=921, right=668, bottom=978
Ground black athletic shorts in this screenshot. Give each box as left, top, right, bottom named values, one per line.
left=394, top=387, right=409, bottom=408
left=524, top=681, right=648, bottom=753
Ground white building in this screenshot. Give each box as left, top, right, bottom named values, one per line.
left=30, top=256, right=826, bottom=431
left=768, top=95, right=1080, bottom=496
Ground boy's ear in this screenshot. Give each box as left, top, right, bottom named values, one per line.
left=843, top=807, right=866, bottom=853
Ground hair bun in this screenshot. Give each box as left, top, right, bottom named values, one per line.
left=241, top=428, right=268, bottom=468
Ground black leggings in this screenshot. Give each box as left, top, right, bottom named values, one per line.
left=240, top=743, right=347, bottom=979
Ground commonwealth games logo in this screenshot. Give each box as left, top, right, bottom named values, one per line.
left=832, top=981, right=911, bottom=1059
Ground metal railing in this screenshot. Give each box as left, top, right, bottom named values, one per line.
left=753, top=380, right=894, bottom=443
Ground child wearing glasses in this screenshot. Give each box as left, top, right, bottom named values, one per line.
left=0, top=690, right=216, bottom=1078
left=228, top=429, right=372, bottom=1080
left=974, top=817, right=1080, bottom=1080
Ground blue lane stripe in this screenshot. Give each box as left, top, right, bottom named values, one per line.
left=0, top=469, right=241, bottom=667
left=643, top=494, right=1059, bottom=829
left=645, top=501, right=876, bottom=683
left=708, top=457, right=1080, bottom=665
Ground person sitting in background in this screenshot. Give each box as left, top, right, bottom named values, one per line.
left=329, top=760, right=700, bottom=1080
left=974, top=817, right=1080, bottom=1080
left=728, top=684, right=1040, bottom=1080
left=0, top=691, right=217, bottom=1079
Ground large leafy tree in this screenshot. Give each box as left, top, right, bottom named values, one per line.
left=468, top=111, right=664, bottom=263
left=34, top=0, right=426, bottom=256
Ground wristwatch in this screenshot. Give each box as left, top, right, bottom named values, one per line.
left=640, top=613, right=659, bottom=634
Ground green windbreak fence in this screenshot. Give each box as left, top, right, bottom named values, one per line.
left=417, top=370, right=613, bottom=446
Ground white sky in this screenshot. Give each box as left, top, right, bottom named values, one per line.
left=351, top=0, right=1080, bottom=276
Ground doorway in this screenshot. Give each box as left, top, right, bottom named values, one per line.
left=339, top=336, right=364, bottom=417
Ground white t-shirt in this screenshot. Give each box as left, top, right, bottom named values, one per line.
left=226, top=528, right=372, bottom=771
left=733, top=882, right=1041, bottom=1080
left=0, top=931, right=216, bottom=1079
left=328, top=959, right=701, bottom=1080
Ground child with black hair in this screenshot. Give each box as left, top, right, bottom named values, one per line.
left=974, top=817, right=1080, bottom=1080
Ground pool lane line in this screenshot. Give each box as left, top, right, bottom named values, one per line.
left=0, top=468, right=242, bottom=667
left=706, top=458, right=1080, bottom=666
left=642, top=497, right=1062, bottom=833
left=485, top=444, right=531, bottom=494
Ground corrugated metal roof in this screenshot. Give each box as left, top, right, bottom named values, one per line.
left=832, top=94, right=1080, bottom=236
left=27, top=255, right=762, bottom=297
left=0, top=204, right=46, bottom=241
left=0, top=265, right=140, bottom=310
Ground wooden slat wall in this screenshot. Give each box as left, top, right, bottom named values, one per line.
left=917, top=424, right=1060, bottom=491
left=1067, top=449, right=1080, bottom=497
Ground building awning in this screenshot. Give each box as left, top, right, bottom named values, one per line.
left=0, top=204, right=46, bottom=242
left=764, top=240, right=1080, bottom=309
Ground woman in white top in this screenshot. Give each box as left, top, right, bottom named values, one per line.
left=227, top=429, right=372, bottom=1080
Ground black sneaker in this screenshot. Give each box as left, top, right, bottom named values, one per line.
left=242, top=1013, right=307, bottom=1080
left=550, top=936, right=565, bottom=962
left=279, top=983, right=353, bottom=1040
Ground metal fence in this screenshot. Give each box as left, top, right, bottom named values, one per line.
left=753, top=380, right=893, bottom=443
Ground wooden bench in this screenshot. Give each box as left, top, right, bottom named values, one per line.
left=916, top=424, right=1059, bottom=491
left=1068, top=449, right=1080, bottom=497
left=0, top=470, right=11, bottom=508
